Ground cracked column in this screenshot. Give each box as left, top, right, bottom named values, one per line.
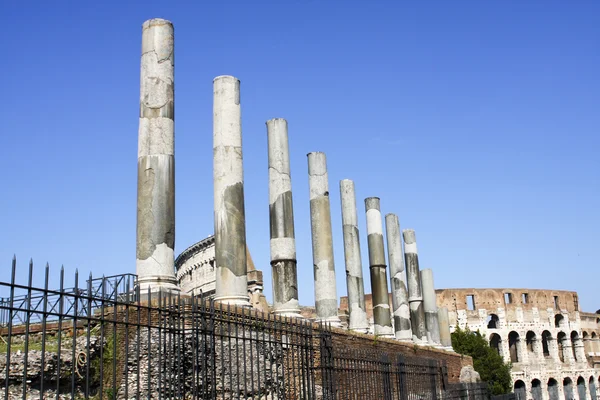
left=267, top=118, right=301, bottom=317
left=421, top=268, right=441, bottom=345
left=403, top=229, right=427, bottom=342
left=438, top=307, right=453, bottom=349
left=365, top=197, right=393, bottom=337
left=385, top=213, right=412, bottom=341
left=340, top=180, right=368, bottom=333
left=213, top=75, right=250, bottom=306
left=136, top=19, right=179, bottom=292
left=307, top=152, right=340, bottom=326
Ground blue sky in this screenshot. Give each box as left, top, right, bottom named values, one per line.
left=1, top=1, right=598, bottom=311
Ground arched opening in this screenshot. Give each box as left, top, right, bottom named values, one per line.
left=592, top=332, right=598, bottom=354
left=548, top=378, right=559, bottom=400
left=557, top=332, right=567, bottom=363
left=490, top=333, right=502, bottom=356
left=555, top=314, right=565, bottom=328
left=509, top=331, right=520, bottom=363
left=571, top=331, right=580, bottom=362
left=589, top=376, right=597, bottom=400
left=542, top=330, right=552, bottom=358
left=578, top=377, right=588, bottom=400
left=514, top=380, right=527, bottom=400
left=531, top=379, right=543, bottom=400
left=526, top=331, right=537, bottom=355
left=564, top=377, right=574, bottom=400
left=487, top=313, right=499, bottom=329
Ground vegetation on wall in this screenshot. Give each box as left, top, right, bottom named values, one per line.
left=451, top=326, right=512, bottom=395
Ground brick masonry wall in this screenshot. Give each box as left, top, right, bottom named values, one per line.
left=320, top=325, right=471, bottom=383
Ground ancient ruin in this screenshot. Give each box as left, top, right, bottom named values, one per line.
left=212, top=75, right=250, bottom=306
left=2, top=16, right=598, bottom=400
left=339, top=179, right=369, bottom=333
left=365, top=197, right=394, bottom=338
left=135, top=18, right=179, bottom=292
left=307, top=152, right=341, bottom=326
left=267, top=118, right=302, bottom=318
left=437, top=288, right=600, bottom=400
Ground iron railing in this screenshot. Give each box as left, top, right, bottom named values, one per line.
left=0, top=257, right=492, bottom=400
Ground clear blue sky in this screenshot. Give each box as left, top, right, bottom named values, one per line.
left=1, top=1, right=598, bottom=311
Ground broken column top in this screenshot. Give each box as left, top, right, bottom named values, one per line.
left=214, top=75, right=240, bottom=82
left=365, top=197, right=381, bottom=210
left=340, top=179, right=358, bottom=226
left=142, top=18, right=173, bottom=28
left=402, top=229, right=418, bottom=253
left=307, top=152, right=328, bottom=199
left=141, top=19, right=174, bottom=60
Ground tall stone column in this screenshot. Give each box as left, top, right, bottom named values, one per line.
left=267, top=118, right=301, bottom=317
left=402, top=229, right=427, bottom=342
left=438, top=307, right=453, bottom=349
left=307, top=152, right=340, bottom=325
left=385, top=213, right=412, bottom=341
left=365, top=197, right=393, bottom=337
left=213, top=75, right=250, bottom=306
left=136, top=19, right=179, bottom=292
left=420, top=268, right=441, bottom=345
left=340, top=180, right=368, bottom=332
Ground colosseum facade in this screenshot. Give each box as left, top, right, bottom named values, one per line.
left=436, top=288, right=600, bottom=400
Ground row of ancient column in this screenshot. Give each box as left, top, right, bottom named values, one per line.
left=134, top=18, right=452, bottom=348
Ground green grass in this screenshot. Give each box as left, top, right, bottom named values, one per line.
left=0, top=337, right=64, bottom=353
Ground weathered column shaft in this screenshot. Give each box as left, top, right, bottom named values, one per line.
left=438, top=307, right=452, bottom=348
left=385, top=213, right=412, bottom=341
left=307, top=152, right=340, bottom=325
left=403, top=229, right=427, bottom=341
left=340, top=180, right=368, bottom=332
left=365, top=197, right=393, bottom=337
left=267, top=118, right=301, bottom=317
left=213, top=75, right=250, bottom=305
left=421, top=268, right=441, bottom=344
left=136, top=19, right=179, bottom=292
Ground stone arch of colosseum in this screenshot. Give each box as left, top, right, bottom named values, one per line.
left=436, top=288, right=600, bottom=400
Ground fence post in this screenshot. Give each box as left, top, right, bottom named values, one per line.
left=381, top=353, right=393, bottom=400
left=319, top=325, right=336, bottom=400
left=441, top=361, right=449, bottom=391
left=429, top=359, right=439, bottom=400
left=396, top=354, right=408, bottom=400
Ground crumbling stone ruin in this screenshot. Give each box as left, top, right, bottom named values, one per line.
left=437, top=288, right=600, bottom=400
left=175, top=235, right=268, bottom=312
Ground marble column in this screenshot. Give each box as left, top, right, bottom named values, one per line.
left=438, top=307, right=453, bottom=348
left=365, top=197, right=393, bottom=337
left=307, top=152, right=340, bottom=325
left=267, top=118, right=301, bottom=317
left=403, top=229, right=427, bottom=342
left=340, top=179, right=368, bottom=332
left=213, top=75, right=250, bottom=306
left=136, top=18, right=179, bottom=292
left=421, top=268, right=441, bottom=345
left=385, top=213, right=412, bottom=341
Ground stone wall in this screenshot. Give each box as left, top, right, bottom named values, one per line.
left=324, top=325, right=471, bottom=383
left=300, top=303, right=469, bottom=383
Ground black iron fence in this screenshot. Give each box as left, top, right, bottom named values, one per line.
left=0, top=257, right=490, bottom=400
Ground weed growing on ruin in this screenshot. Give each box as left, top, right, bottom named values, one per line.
left=451, top=326, right=512, bottom=395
